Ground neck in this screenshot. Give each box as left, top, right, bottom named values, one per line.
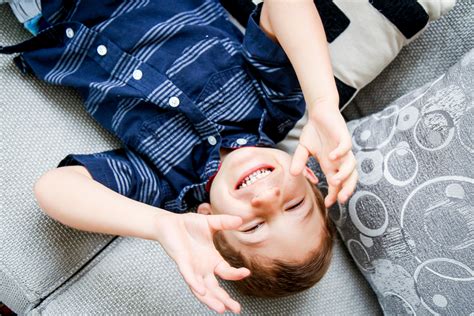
left=219, top=147, right=234, bottom=161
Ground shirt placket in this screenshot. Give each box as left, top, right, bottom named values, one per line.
left=71, top=23, right=224, bottom=150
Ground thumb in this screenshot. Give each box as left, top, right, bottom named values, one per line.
left=290, top=143, right=309, bottom=176
left=207, top=214, right=243, bottom=232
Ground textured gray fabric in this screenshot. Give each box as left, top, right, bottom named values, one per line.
left=0, top=269, right=31, bottom=313
left=333, top=50, right=474, bottom=314
left=1, top=4, right=118, bottom=313
left=343, top=0, right=474, bottom=121
left=32, top=236, right=380, bottom=315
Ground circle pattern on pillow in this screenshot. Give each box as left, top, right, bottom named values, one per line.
left=319, top=50, right=474, bottom=315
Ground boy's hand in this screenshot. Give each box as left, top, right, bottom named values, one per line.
left=155, top=212, right=250, bottom=314
left=290, top=105, right=358, bottom=207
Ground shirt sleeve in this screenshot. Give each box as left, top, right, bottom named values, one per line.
left=57, top=147, right=163, bottom=207
left=242, top=3, right=303, bottom=99
left=242, top=3, right=306, bottom=132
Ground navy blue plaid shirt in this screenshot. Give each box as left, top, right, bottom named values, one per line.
left=1, top=0, right=305, bottom=212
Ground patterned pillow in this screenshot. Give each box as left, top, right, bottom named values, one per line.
left=220, top=0, right=455, bottom=111
left=321, top=49, right=473, bottom=314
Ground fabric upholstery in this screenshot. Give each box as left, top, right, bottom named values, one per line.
left=333, top=49, right=474, bottom=314
left=0, top=4, right=119, bottom=313
left=31, top=237, right=380, bottom=315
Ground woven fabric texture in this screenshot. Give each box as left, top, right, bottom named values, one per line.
left=32, top=237, right=380, bottom=315
left=0, top=4, right=118, bottom=313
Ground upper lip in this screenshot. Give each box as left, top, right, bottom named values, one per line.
left=234, top=164, right=274, bottom=190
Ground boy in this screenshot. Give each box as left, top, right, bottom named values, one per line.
left=1, top=0, right=357, bottom=313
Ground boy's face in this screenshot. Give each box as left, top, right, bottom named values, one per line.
left=198, top=147, right=325, bottom=262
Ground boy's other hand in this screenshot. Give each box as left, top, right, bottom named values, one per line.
left=290, top=105, right=358, bottom=207
left=155, top=212, right=250, bottom=314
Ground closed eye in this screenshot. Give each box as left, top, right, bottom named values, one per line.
left=242, top=222, right=264, bottom=233
left=286, top=198, right=305, bottom=211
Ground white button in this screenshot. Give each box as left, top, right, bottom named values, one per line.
left=169, top=96, right=180, bottom=107
left=207, top=136, right=217, bottom=146
left=97, top=45, right=107, bottom=56
left=132, top=69, right=143, bottom=80
left=236, top=138, right=247, bottom=145
left=66, top=28, right=74, bottom=38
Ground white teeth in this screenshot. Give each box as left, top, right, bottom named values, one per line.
left=238, top=168, right=272, bottom=189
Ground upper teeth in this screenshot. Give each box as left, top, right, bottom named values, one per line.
left=238, top=169, right=272, bottom=189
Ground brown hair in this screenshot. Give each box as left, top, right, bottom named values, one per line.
left=213, top=185, right=336, bottom=297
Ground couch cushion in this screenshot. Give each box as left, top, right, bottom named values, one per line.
left=330, top=49, right=474, bottom=314
left=31, top=236, right=380, bottom=315
left=0, top=5, right=119, bottom=313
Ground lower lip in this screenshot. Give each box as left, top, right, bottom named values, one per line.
left=235, top=164, right=274, bottom=190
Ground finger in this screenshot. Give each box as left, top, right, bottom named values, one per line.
left=215, top=260, right=251, bottom=281
left=205, top=275, right=242, bottom=314
left=338, top=169, right=358, bottom=204
left=191, top=288, right=226, bottom=314
left=325, top=184, right=340, bottom=208
left=290, top=143, right=309, bottom=176
left=331, top=156, right=356, bottom=186
left=207, top=215, right=243, bottom=232
left=329, top=137, right=352, bottom=160
left=177, top=259, right=207, bottom=296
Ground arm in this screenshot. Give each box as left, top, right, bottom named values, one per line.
left=34, top=166, right=249, bottom=314
left=34, top=165, right=161, bottom=239
left=260, top=0, right=358, bottom=206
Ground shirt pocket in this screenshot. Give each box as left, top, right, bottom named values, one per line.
left=194, top=66, right=259, bottom=124
left=111, top=97, right=166, bottom=148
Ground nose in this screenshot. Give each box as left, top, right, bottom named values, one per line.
left=250, top=187, right=281, bottom=210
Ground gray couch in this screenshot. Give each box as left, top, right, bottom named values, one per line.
left=1, top=2, right=472, bottom=314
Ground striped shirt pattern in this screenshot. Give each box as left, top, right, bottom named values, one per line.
left=2, top=0, right=305, bottom=212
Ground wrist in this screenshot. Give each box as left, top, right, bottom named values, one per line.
left=307, top=94, right=340, bottom=119
left=151, top=207, right=176, bottom=242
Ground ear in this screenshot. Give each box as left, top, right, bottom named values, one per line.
left=197, top=202, right=213, bottom=215
left=303, top=166, right=319, bottom=184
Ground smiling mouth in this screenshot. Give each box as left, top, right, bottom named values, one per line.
left=236, top=166, right=274, bottom=190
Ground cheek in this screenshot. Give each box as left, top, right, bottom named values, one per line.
left=210, top=186, right=232, bottom=214
left=287, top=176, right=308, bottom=195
